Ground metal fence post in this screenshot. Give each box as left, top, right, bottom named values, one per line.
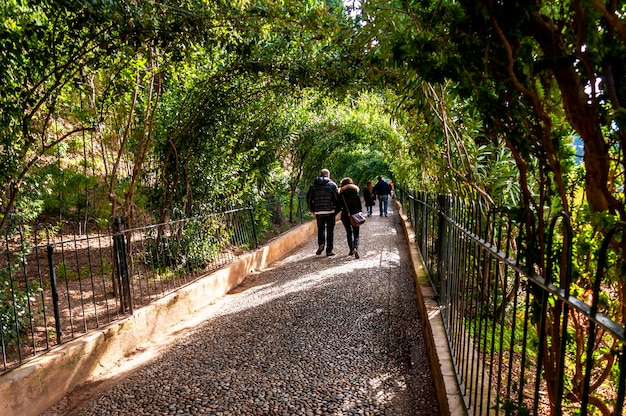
left=112, top=217, right=132, bottom=314
left=437, top=194, right=448, bottom=284
left=298, top=193, right=304, bottom=223
left=412, top=190, right=418, bottom=245
left=248, top=204, right=258, bottom=248
left=46, top=244, right=62, bottom=344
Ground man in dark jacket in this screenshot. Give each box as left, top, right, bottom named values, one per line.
left=372, top=175, right=391, bottom=217
left=306, top=169, right=339, bottom=256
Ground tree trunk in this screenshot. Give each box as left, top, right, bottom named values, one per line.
left=528, top=10, right=621, bottom=216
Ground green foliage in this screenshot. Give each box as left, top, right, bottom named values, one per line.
left=497, top=398, right=531, bottom=416
left=140, top=214, right=233, bottom=275
left=56, top=263, right=75, bottom=281
left=0, top=263, right=41, bottom=345
left=0, top=0, right=364, bottom=229
left=356, top=0, right=624, bottom=219
left=56, top=261, right=101, bottom=282
left=285, top=92, right=400, bottom=189
left=42, top=167, right=99, bottom=219
left=178, top=217, right=226, bottom=269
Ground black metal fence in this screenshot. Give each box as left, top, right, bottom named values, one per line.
left=0, top=194, right=310, bottom=374
left=0, top=207, right=257, bottom=372
left=398, top=190, right=626, bottom=416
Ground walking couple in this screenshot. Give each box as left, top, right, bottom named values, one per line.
left=306, top=169, right=363, bottom=259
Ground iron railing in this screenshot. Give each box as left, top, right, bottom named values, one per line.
left=398, top=190, right=626, bottom=416
left=0, top=205, right=260, bottom=373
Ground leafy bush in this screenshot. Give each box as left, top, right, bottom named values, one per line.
left=178, top=216, right=227, bottom=269
left=0, top=264, right=41, bottom=345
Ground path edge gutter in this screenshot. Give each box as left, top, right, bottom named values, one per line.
left=396, top=200, right=467, bottom=416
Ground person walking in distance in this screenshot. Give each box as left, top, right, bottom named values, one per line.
left=363, top=180, right=375, bottom=217
left=338, top=177, right=364, bottom=259
left=306, top=169, right=339, bottom=256
left=372, top=175, right=391, bottom=217
left=387, top=178, right=396, bottom=199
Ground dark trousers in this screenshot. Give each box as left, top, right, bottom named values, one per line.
left=341, top=217, right=360, bottom=251
left=316, top=213, right=336, bottom=253
left=378, top=195, right=388, bottom=215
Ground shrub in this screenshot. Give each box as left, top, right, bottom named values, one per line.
left=0, top=264, right=41, bottom=345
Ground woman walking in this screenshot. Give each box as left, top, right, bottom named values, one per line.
left=363, top=180, right=375, bottom=217
left=339, top=177, right=364, bottom=259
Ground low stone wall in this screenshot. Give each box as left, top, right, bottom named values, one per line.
left=0, top=221, right=317, bottom=416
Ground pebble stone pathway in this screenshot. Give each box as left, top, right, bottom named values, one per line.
left=45, top=206, right=440, bottom=416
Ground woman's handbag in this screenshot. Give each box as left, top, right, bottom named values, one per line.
left=342, top=193, right=366, bottom=227
left=349, top=211, right=367, bottom=227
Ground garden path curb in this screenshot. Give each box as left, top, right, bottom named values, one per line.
left=396, top=200, right=466, bottom=416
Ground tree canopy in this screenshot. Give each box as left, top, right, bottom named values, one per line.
left=357, top=1, right=624, bottom=216
left=0, top=0, right=623, bottom=231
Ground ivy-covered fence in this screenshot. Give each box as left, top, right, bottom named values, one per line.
left=398, top=190, right=626, bottom=416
